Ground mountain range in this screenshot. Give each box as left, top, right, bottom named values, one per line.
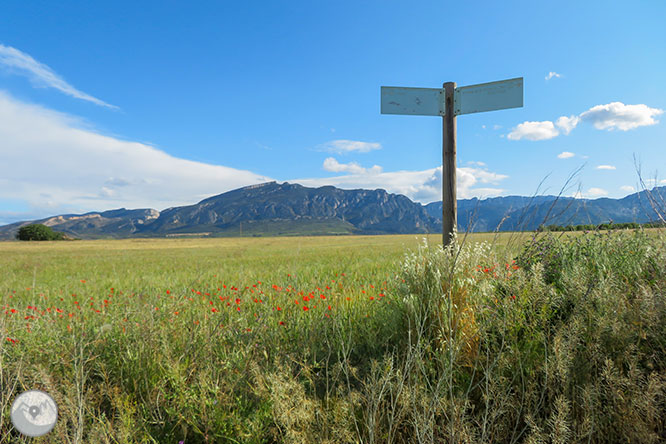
left=1, top=181, right=665, bottom=240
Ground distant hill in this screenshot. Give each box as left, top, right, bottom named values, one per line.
left=426, top=187, right=666, bottom=232
left=2, top=182, right=665, bottom=240
left=0, top=182, right=438, bottom=239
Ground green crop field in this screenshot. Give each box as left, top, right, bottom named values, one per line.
left=2, top=230, right=665, bottom=443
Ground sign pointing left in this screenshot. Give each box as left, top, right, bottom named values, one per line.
left=380, top=87, right=444, bottom=116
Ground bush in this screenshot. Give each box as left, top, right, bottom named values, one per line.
left=394, top=230, right=666, bottom=443
left=16, top=223, right=65, bottom=241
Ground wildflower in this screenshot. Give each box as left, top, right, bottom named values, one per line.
left=276, top=306, right=282, bottom=311
left=166, top=290, right=171, bottom=294
left=327, top=305, right=332, bottom=310
left=279, top=321, right=284, bottom=325
left=303, top=306, right=309, bottom=311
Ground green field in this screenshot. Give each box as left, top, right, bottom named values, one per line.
left=2, top=230, right=665, bottom=443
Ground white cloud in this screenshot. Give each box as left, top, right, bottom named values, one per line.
left=545, top=71, right=562, bottom=81
left=555, top=115, right=580, bottom=135
left=295, top=166, right=508, bottom=204
left=492, top=124, right=502, bottom=130
left=620, top=185, right=636, bottom=193
left=507, top=121, right=559, bottom=141
left=579, top=102, right=663, bottom=131
left=0, top=91, right=271, bottom=222
left=587, top=187, right=608, bottom=197
left=322, top=157, right=382, bottom=175
left=557, top=151, right=575, bottom=159
left=317, top=139, right=382, bottom=154
left=596, top=165, right=616, bottom=170
left=0, top=44, right=117, bottom=109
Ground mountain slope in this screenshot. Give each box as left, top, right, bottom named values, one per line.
left=0, top=182, right=438, bottom=239
left=137, top=182, right=438, bottom=236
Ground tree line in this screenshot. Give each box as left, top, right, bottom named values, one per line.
left=537, top=221, right=666, bottom=232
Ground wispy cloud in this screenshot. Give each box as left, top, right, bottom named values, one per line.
left=507, top=121, right=559, bottom=141
left=579, top=102, right=663, bottom=131
left=620, top=185, right=636, bottom=193
left=0, top=91, right=269, bottom=222
left=317, top=139, right=381, bottom=154
left=322, top=157, right=382, bottom=175
left=545, top=71, right=562, bottom=81
left=0, top=44, right=117, bottom=109
left=596, top=165, right=616, bottom=170
left=557, top=151, right=575, bottom=159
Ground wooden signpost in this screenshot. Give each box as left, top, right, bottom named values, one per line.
left=381, top=77, right=523, bottom=246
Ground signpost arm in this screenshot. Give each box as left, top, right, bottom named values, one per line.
left=442, top=82, right=457, bottom=247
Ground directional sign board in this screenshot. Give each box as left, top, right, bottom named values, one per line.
left=381, top=87, right=444, bottom=116
left=381, top=77, right=522, bottom=117
left=454, top=77, right=523, bottom=115
left=380, top=76, right=524, bottom=248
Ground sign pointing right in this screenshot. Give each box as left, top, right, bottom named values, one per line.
left=454, top=77, right=523, bottom=115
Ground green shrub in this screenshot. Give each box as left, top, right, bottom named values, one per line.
left=16, top=223, right=65, bottom=241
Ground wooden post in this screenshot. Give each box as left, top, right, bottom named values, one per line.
left=442, top=82, right=457, bottom=247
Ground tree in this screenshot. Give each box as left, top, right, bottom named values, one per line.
left=16, top=224, right=65, bottom=241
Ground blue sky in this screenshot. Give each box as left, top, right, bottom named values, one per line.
left=1, top=0, right=664, bottom=224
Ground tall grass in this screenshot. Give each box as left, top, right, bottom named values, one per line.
left=1, top=230, right=665, bottom=442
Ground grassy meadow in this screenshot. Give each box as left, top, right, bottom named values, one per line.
left=1, top=230, right=665, bottom=443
